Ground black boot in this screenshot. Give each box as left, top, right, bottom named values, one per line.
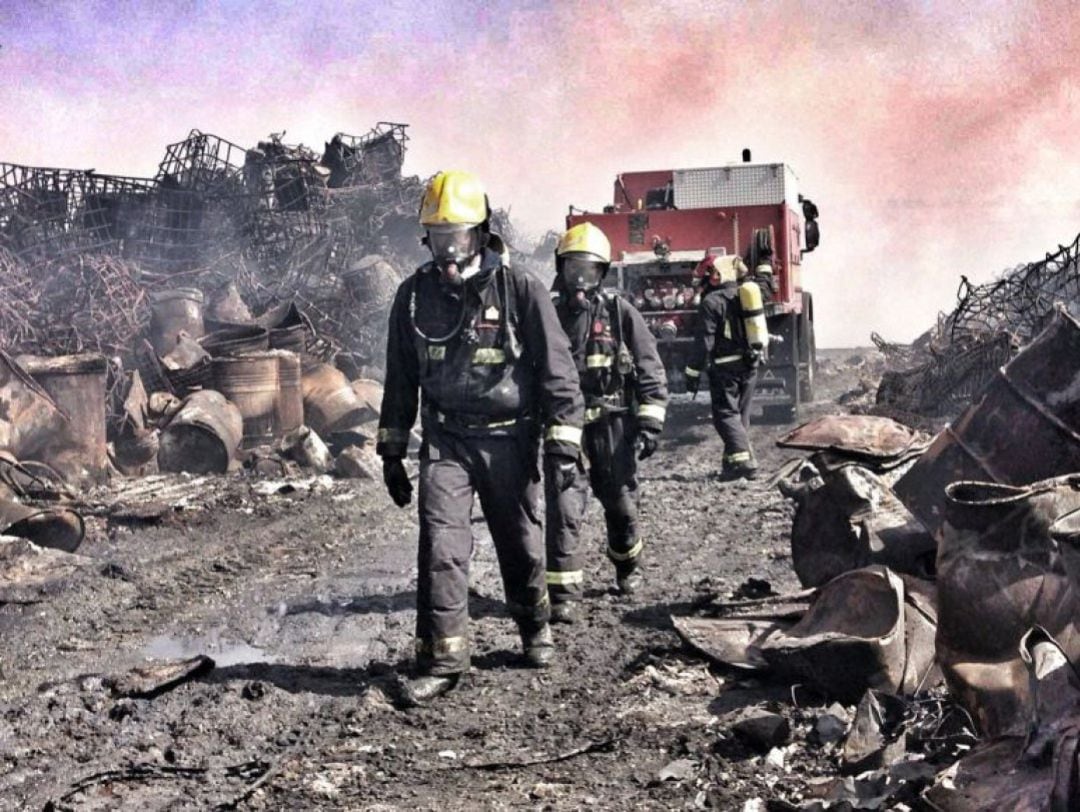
left=550, top=602, right=579, bottom=625
left=720, top=462, right=759, bottom=482
left=520, top=623, right=555, bottom=668
left=615, top=561, right=643, bottom=595
left=400, top=673, right=460, bottom=707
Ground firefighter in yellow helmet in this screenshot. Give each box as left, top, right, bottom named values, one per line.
left=545, top=222, right=668, bottom=619
left=377, top=171, right=584, bottom=705
left=684, top=254, right=767, bottom=480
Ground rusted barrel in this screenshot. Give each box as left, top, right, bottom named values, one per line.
left=199, top=324, right=269, bottom=358
left=344, top=255, right=399, bottom=311
left=302, top=362, right=366, bottom=436
left=0, top=483, right=85, bottom=552
left=158, top=390, right=244, bottom=474
left=20, top=354, right=109, bottom=486
left=275, top=351, right=304, bottom=436
left=149, top=288, right=205, bottom=356
left=895, top=306, right=1080, bottom=538
left=350, top=378, right=384, bottom=420
left=0, top=350, right=67, bottom=464
left=937, top=475, right=1080, bottom=736
left=212, top=353, right=279, bottom=448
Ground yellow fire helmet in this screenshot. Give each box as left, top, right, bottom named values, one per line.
left=556, top=222, right=612, bottom=264
left=713, top=255, right=748, bottom=284
left=419, top=170, right=489, bottom=227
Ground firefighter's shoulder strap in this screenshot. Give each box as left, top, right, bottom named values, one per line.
left=604, top=290, right=625, bottom=350
left=604, top=290, right=637, bottom=382
left=499, top=265, right=523, bottom=361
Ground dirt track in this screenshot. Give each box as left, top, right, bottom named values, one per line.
left=0, top=351, right=868, bottom=811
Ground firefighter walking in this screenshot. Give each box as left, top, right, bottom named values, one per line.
left=376, top=171, right=584, bottom=705
left=544, top=223, right=668, bottom=621
left=684, top=255, right=768, bottom=481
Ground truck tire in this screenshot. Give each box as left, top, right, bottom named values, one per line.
left=799, top=291, right=816, bottom=403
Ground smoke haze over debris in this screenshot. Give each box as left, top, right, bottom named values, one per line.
left=2, top=0, right=1078, bottom=346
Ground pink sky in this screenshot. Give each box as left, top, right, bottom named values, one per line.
left=2, top=0, right=1078, bottom=346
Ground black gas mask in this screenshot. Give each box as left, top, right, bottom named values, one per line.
left=558, top=255, right=608, bottom=310
left=427, top=223, right=484, bottom=287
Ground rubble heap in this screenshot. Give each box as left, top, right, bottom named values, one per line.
left=0, top=123, right=429, bottom=373
left=873, top=230, right=1080, bottom=417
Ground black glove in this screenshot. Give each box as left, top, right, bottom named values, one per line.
left=636, top=431, right=659, bottom=461
left=546, top=453, right=578, bottom=493
left=382, top=456, right=412, bottom=508
left=685, top=374, right=701, bottom=396
left=744, top=349, right=763, bottom=368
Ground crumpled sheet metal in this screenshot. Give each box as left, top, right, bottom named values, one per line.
left=674, top=567, right=940, bottom=702
left=923, top=628, right=1080, bottom=811
left=759, top=566, right=940, bottom=703
left=896, top=305, right=1080, bottom=540
left=781, top=454, right=935, bottom=588
left=672, top=615, right=794, bottom=670
left=936, top=476, right=1080, bottom=738
left=777, top=414, right=930, bottom=461
left=109, top=370, right=159, bottom=474
left=207, top=282, right=253, bottom=325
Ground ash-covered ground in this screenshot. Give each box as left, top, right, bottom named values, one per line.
left=1, top=349, right=876, bottom=811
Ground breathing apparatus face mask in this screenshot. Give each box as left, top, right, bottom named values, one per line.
left=427, top=224, right=483, bottom=286
left=559, top=256, right=607, bottom=295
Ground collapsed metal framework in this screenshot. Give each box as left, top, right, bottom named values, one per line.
left=0, top=123, right=426, bottom=369
left=876, top=232, right=1080, bottom=417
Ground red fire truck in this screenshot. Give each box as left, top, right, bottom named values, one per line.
left=566, top=150, right=819, bottom=422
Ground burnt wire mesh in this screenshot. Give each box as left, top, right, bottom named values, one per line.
left=0, top=124, right=433, bottom=380
left=876, top=232, right=1080, bottom=417
left=322, top=123, right=409, bottom=188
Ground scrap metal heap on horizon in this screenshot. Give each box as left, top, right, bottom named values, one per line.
left=0, top=122, right=533, bottom=372
left=873, top=231, right=1080, bottom=418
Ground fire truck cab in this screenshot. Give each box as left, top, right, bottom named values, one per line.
left=566, top=152, right=819, bottom=422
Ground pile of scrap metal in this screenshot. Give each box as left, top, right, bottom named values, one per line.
left=874, top=230, right=1080, bottom=419
left=675, top=305, right=1080, bottom=808
left=0, top=282, right=388, bottom=555
left=0, top=123, right=421, bottom=375
left=0, top=122, right=539, bottom=382
left=123, top=286, right=385, bottom=481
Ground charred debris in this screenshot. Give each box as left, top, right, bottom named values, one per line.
left=9, top=122, right=1080, bottom=808
left=0, top=122, right=548, bottom=547
left=670, top=231, right=1080, bottom=807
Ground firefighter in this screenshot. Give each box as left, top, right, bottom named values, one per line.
left=545, top=223, right=668, bottom=620
left=685, top=255, right=763, bottom=481
left=376, top=171, right=584, bottom=705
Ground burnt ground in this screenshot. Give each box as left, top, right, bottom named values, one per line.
left=0, top=350, right=876, bottom=811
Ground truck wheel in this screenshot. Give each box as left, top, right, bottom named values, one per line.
left=799, top=292, right=816, bottom=403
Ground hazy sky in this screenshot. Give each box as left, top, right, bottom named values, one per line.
left=2, top=0, right=1078, bottom=346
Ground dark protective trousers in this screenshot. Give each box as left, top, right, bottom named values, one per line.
left=709, top=366, right=757, bottom=470
left=416, top=423, right=549, bottom=675
left=544, top=413, right=641, bottom=604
